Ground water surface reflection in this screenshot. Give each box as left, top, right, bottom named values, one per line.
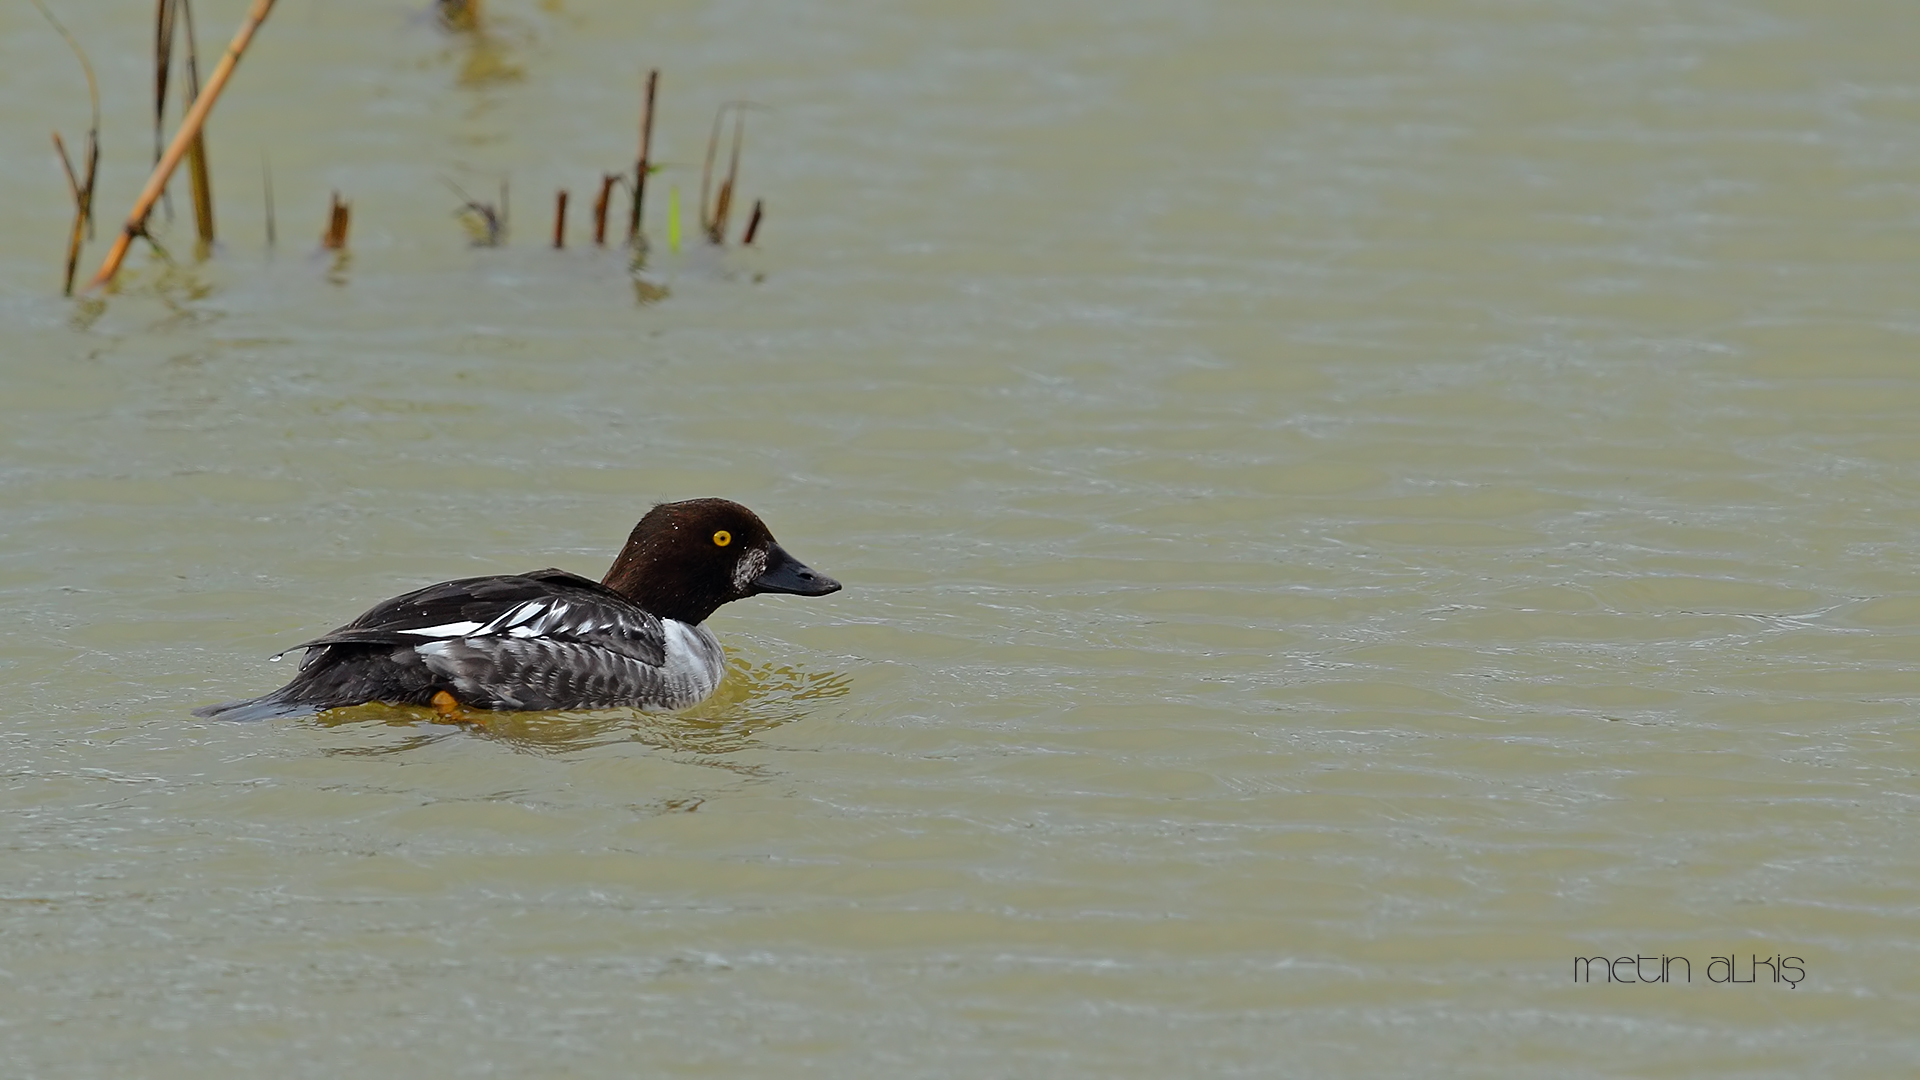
left=310, top=657, right=851, bottom=759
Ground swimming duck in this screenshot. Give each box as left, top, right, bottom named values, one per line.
left=194, top=498, right=840, bottom=721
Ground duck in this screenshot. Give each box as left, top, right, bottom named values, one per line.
left=194, top=498, right=840, bottom=721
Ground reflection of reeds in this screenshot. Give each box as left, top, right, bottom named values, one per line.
left=629, top=68, right=658, bottom=244
left=88, top=0, right=278, bottom=291
left=321, top=192, right=350, bottom=250
left=261, top=152, right=275, bottom=249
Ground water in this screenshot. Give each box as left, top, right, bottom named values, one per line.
left=2, top=0, right=1918, bottom=1075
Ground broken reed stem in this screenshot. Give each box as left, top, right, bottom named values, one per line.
left=436, top=0, right=482, bottom=33
left=28, top=0, right=100, bottom=175
left=154, top=0, right=176, bottom=220
left=321, top=192, right=350, bottom=250
left=154, top=0, right=176, bottom=162
left=30, top=0, right=101, bottom=138
left=185, top=132, right=213, bottom=243
left=28, top=0, right=99, bottom=292
left=553, top=190, right=568, bottom=248
left=592, top=173, right=617, bottom=246
left=87, top=0, right=277, bottom=292
left=179, top=0, right=215, bottom=245
left=53, top=132, right=98, bottom=296
left=741, top=199, right=763, bottom=246
left=698, top=104, right=724, bottom=238
left=698, top=102, right=756, bottom=244
left=628, top=68, right=657, bottom=244
left=709, top=106, right=746, bottom=244
left=84, top=135, right=99, bottom=242
left=53, top=134, right=84, bottom=210
left=446, top=178, right=505, bottom=246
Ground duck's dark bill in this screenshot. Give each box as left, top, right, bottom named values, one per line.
left=751, top=544, right=842, bottom=597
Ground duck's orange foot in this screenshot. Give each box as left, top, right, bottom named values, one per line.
left=430, top=689, right=472, bottom=723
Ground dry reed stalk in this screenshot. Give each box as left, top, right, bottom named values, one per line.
left=53, top=133, right=84, bottom=212
left=185, top=132, right=214, bottom=245
left=87, top=0, right=277, bottom=292
left=698, top=104, right=723, bottom=239
left=30, top=0, right=99, bottom=294
left=154, top=0, right=176, bottom=220
left=628, top=68, right=658, bottom=243
left=178, top=0, right=215, bottom=245
left=53, top=132, right=98, bottom=296
left=447, top=179, right=505, bottom=246
left=322, top=192, right=350, bottom=249
left=553, top=189, right=568, bottom=248
left=436, top=0, right=481, bottom=33
left=741, top=198, right=763, bottom=245
left=709, top=107, right=747, bottom=244
left=700, top=102, right=754, bottom=244
left=592, top=173, right=617, bottom=246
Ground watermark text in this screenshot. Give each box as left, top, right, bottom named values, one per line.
left=1572, top=954, right=1803, bottom=988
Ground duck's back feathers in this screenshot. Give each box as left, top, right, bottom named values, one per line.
left=290, top=569, right=667, bottom=668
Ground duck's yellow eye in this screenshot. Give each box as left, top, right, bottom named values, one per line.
left=713, top=530, right=731, bottom=547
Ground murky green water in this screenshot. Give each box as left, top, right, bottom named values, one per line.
left=3, top=0, right=1918, bottom=1075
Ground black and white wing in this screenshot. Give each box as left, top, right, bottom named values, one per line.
left=197, top=570, right=726, bottom=719
left=290, top=568, right=667, bottom=669
left=287, top=569, right=721, bottom=711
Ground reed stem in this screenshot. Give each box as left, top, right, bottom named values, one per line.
left=592, top=174, right=616, bottom=246
left=179, top=0, right=215, bottom=245
left=53, top=132, right=96, bottom=296
left=322, top=192, right=350, bottom=250
left=629, top=68, right=657, bottom=243
left=154, top=0, right=176, bottom=220
left=29, top=0, right=99, bottom=293
left=710, top=107, right=745, bottom=244
left=742, top=199, right=764, bottom=246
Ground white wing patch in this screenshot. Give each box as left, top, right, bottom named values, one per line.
left=398, top=620, right=485, bottom=637
left=400, top=600, right=559, bottom=641
left=509, top=600, right=573, bottom=637
left=396, top=593, right=681, bottom=681
left=501, top=600, right=546, bottom=629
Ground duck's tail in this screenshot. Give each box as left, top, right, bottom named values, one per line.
left=191, top=690, right=314, bottom=723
